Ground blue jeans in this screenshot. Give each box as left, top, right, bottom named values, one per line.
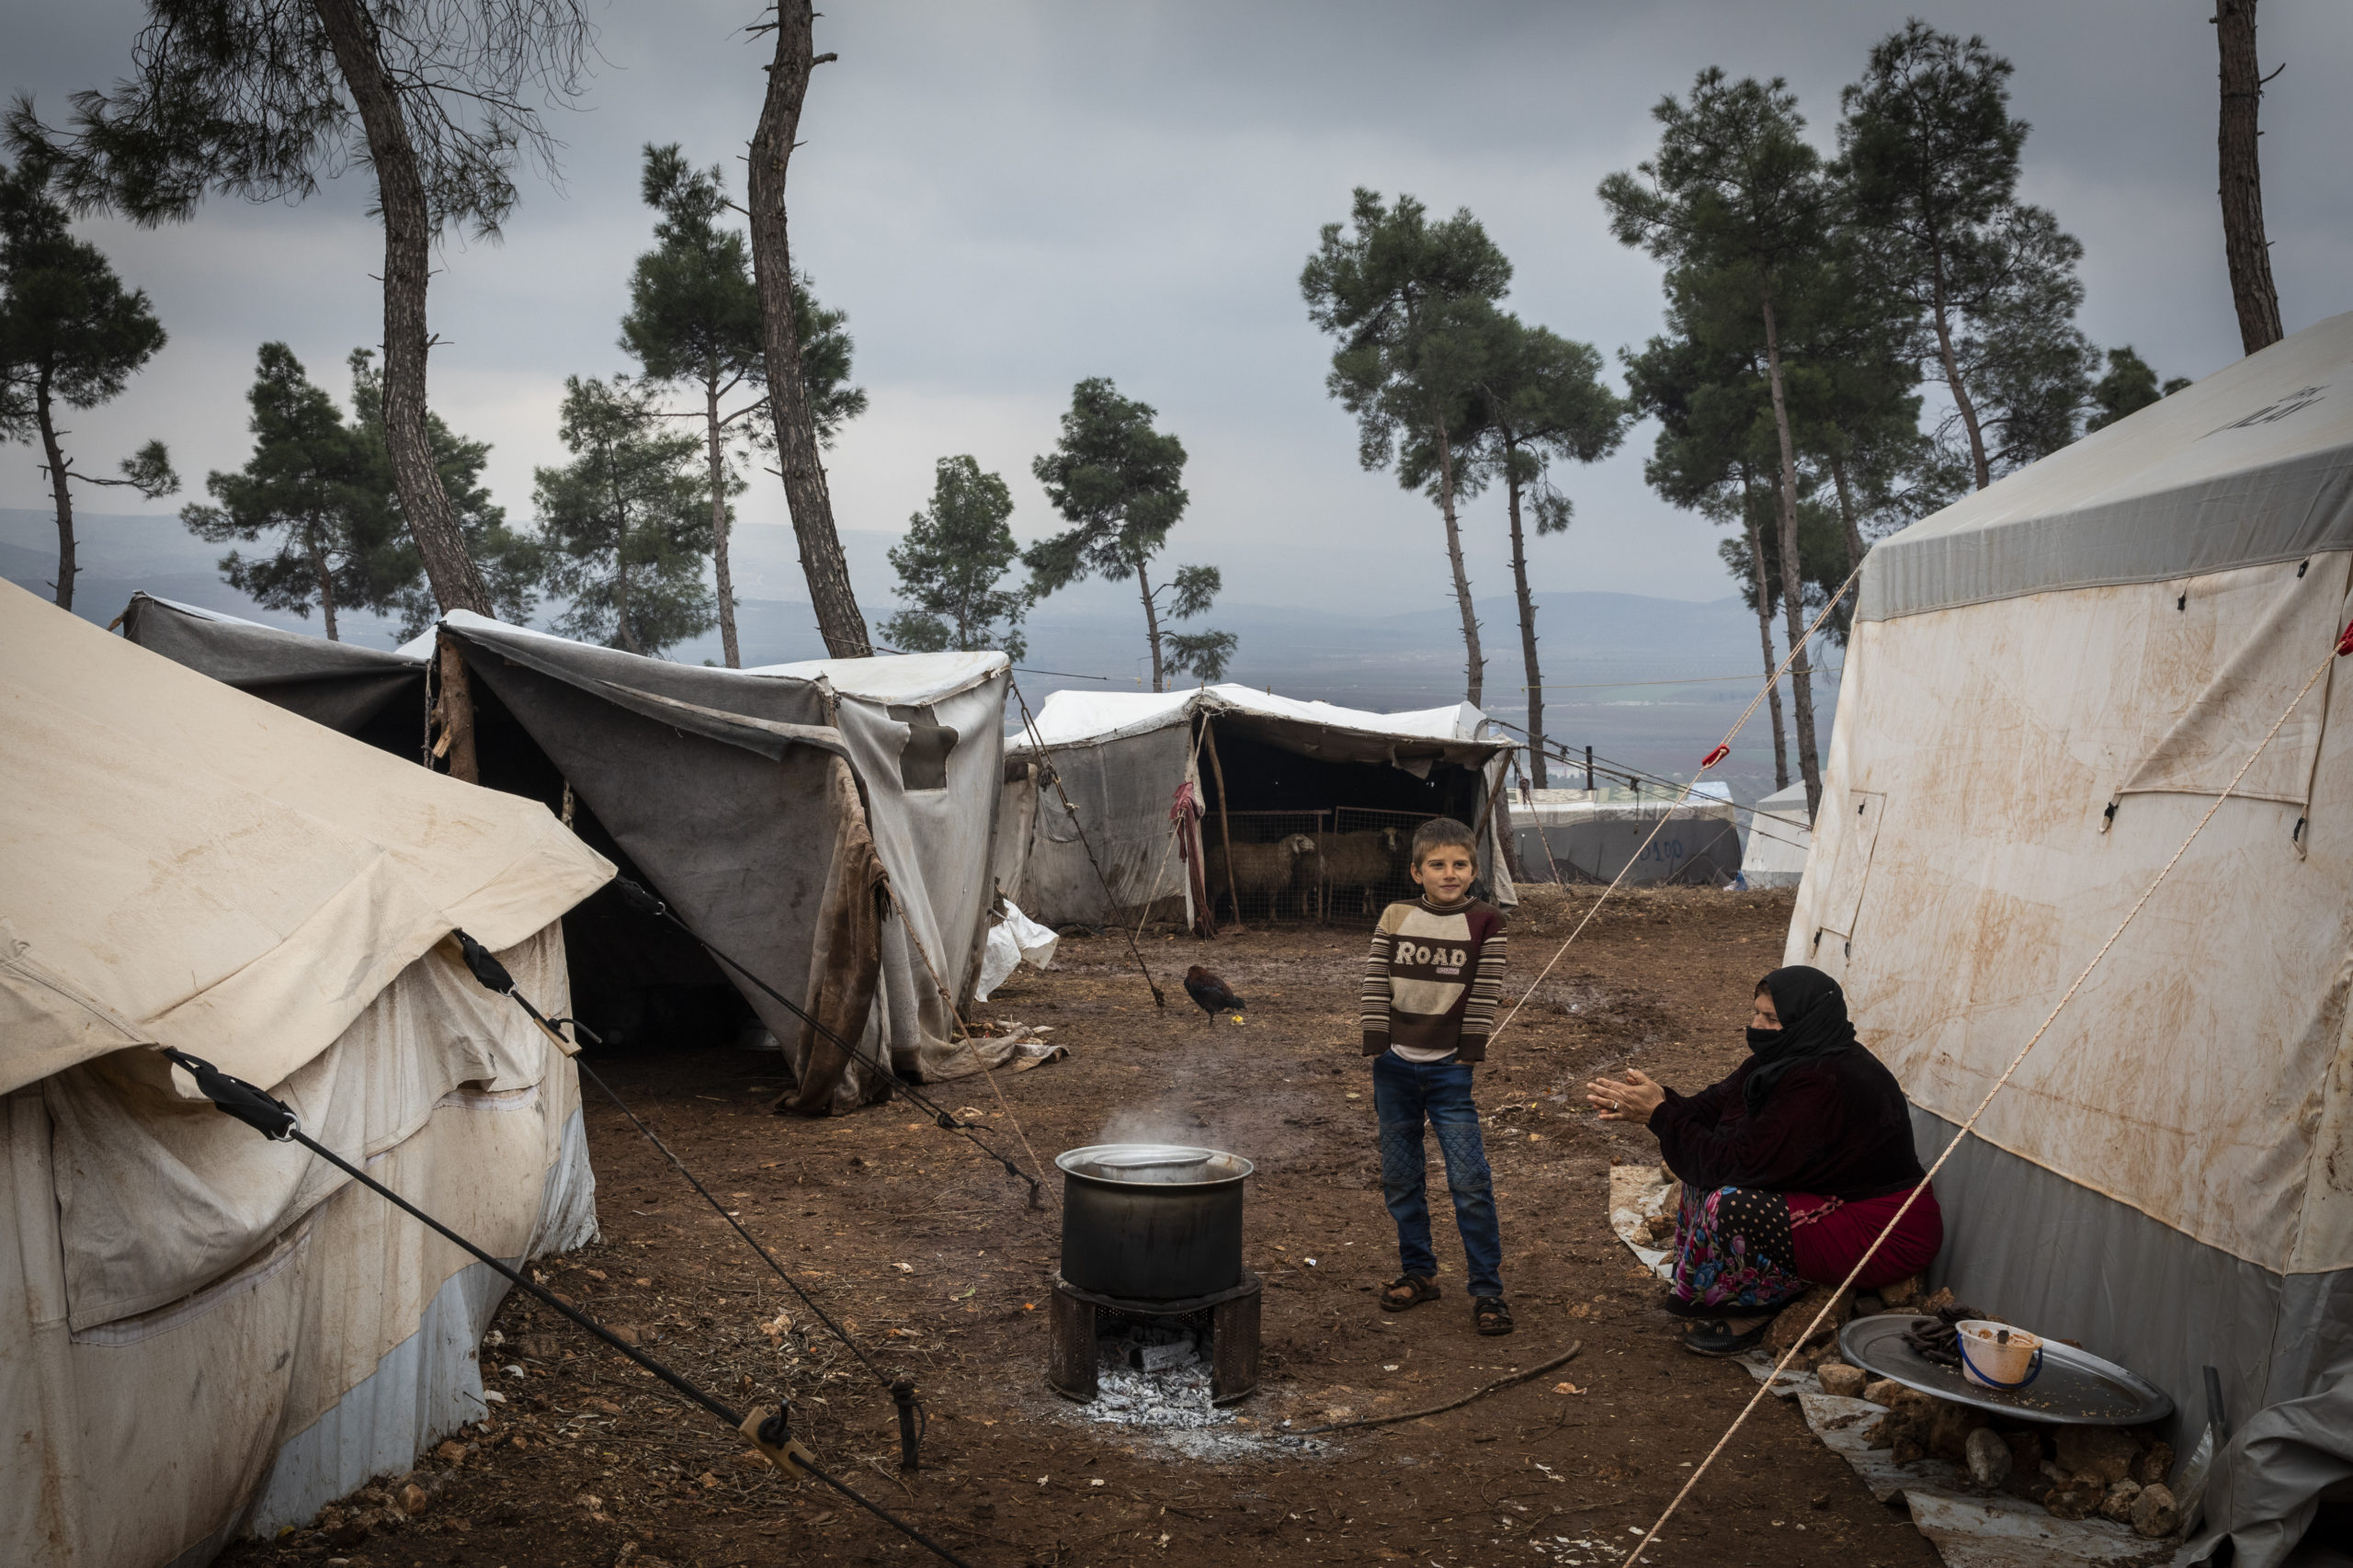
left=1372, top=1051, right=1504, bottom=1299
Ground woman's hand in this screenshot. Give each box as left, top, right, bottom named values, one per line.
left=1586, top=1068, right=1666, bottom=1125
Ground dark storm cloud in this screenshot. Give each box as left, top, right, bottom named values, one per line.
left=6, top=0, right=2349, bottom=614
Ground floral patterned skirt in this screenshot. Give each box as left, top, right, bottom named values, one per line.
left=1667, top=1185, right=1808, bottom=1311
left=1667, top=1183, right=1944, bottom=1311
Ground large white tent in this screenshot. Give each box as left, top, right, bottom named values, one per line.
left=1790, top=313, right=2353, bottom=1565
left=1000, top=684, right=1516, bottom=927
left=0, top=583, right=612, bottom=1564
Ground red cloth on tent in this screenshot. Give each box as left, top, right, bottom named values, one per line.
left=1787, top=1185, right=1944, bottom=1290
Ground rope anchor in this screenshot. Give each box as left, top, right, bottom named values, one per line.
left=157, top=1047, right=979, bottom=1568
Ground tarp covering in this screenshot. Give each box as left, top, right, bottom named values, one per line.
left=1737, top=781, right=1813, bottom=889
left=1, top=583, right=611, bottom=1096
left=1794, top=317, right=2353, bottom=1567
left=119, top=592, right=427, bottom=734
left=441, top=615, right=1008, bottom=1108
left=1003, top=684, right=1516, bottom=926
left=0, top=582, right=609, bottom=1565
left=1512, top=787, right=1743, bottom=886
left=1860, top=311, right=2353, bottom=623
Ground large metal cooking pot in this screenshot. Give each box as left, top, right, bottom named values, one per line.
left=1056, top=1143, right=1253, bottom=1301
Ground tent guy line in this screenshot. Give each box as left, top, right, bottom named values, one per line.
left=1009, top=677, right=1170, bottom=1008
left=611, top=878, right=1048, bottom=1208
left=1616, top=628, right=2350, bottom=1568
left=155, top=1046, right=984, bottom=1568
left=450, top=930, right=909, bottom=1397
left=1488, top=562, right=1865, bottom=1047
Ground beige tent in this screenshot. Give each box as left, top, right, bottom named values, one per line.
left=1793, top=313, right=2353, bottom=1565
left=0, top=583, right=612, bottom=1564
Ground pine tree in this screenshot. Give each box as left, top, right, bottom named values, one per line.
left=347, top=349, right=538, bottom=638
left=1302, top=189, right=1512, bottom=705
left=620, top=142, right=865, bottom=667
left=1025, top=378, right=1233, bottom=691
left=2085, top=347, right=2190, bottom=433
left=182, top=343, right=378, bottom=639
left=1454, top=306, right=1628, bottom=785
left=0, top=158, right=175, bottom=610
left=1836, top=23, right=2097, bottom=489
left=15, top=0, right=596, bottom=619
left=532, top=375, right=712, bottom=656
left=1602, top=70, right=1836, bottom=814
left=882, top=456, right=1029, bottom=662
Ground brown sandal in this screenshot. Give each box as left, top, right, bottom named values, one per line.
left=1380, top=1274, right=1441, bottom=1312
left=1474, top=1296, right=1516, bottom=1336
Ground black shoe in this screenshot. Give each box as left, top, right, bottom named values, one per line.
left=1660, top=1293, right=1722, bottom=1319
left=1682, top=1315, right=1775, bottom=1357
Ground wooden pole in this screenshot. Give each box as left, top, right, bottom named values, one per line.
left=1200, top=718, right=1244, bottom=929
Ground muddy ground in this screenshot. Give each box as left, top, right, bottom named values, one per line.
left=222, top=886, right=1944, bottom=1568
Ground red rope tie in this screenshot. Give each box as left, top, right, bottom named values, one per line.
left=1699, top=744, right=1731, bottom=770
left=2336, top=618, right=2353, bottom=657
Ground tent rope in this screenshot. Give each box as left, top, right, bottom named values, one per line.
left=1614, top=628, right=2350, bottom=1568
left=1489, top=563, right=1864, bottom=1046
left=892, top=915, right=1054, bottom=1198
left=156, top=1046, right=981, bottom=1568
left=610, top=879, right=1043, bottom=1207
left=447, top=933, right=909, bottom=1396
left=1007, top=679, right=1168, bottom=1008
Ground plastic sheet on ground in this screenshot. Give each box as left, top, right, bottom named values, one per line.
left=1606, top=1164, right=2190, bottom=1568
left=973, top=900, right=1060, bottom=1003
left=925, top=1022, right=1066, bottom=1083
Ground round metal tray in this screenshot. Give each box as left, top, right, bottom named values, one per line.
left=1837, top=1315, right=2174, bottom=1426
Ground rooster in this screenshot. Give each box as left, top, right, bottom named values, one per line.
left=1183, top=965, right=1246, bottom=1019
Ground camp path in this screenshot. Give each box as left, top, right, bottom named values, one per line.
left=219, top=887, right=1940, bottom=1568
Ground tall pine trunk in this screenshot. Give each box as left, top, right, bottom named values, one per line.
left=310, top=530, right=340, bottom=641
left=1137, top=562, right=1165, bottom=693
left=1434, top=420, right=1483, bottom=707
left=1927, top=254, right=1993, bottom=492
left=2216, top=0, right=2285, bottom=355
left=1504, top=446, right=1547, bottom=787
left=312, top=0, right=492, bottom=619
left=746, top=0, right=870, bottom=658
left=1760, top=295, right=1823, bottom=818
left=705, top=378, right=740, bottom=667
left=1741, top=472, right=1790, bottom=792
left=35, top=376, right=74, bottom=610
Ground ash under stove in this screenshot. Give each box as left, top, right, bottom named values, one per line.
left=1046, top=1144, right=1261, bottom=1407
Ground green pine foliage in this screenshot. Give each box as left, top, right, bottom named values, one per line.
left=532, top=375, right=714, bottom=656
left=882, top=455, right=1029, bottom=663
left=1025, top=378, right=1232, bottom=690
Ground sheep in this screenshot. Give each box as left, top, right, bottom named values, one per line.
left=1204, top=833, right=1321, bottom=922
left=1320, top=825, right=1409, bottom=916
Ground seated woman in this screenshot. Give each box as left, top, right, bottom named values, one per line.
left=1585, top=965, right=1941, bottom=1357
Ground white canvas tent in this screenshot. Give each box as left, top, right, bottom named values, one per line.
left=999, top=685, right=1516, bottom=927
left=1737, top=780, right=1813, bottom=889
left=0, top=583, right=612, bottom=1565
left=1791, top=313, right=2353, bottom=1565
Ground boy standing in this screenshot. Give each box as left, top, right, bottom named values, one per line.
left=1359, top=817, right=1513, bottom=1336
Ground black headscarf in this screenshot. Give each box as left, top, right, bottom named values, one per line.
left=1743, top=965, right=1859, bottom=1113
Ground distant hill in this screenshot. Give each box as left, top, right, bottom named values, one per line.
left=4, top=507, right=1835, bottom=802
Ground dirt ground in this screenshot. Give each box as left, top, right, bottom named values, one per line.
left=222, top=885, right=1947, bottom=1568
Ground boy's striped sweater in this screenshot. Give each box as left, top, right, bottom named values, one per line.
left=1359, top=894, right=1507, bottom=1062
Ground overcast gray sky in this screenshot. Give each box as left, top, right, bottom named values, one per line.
left=8, top=0, right=2351, bottom=618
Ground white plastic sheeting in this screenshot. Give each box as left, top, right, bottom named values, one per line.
left=1016, top=684, right=1490, bottom=751
left=974, top=901, right=1060, bottom=1003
